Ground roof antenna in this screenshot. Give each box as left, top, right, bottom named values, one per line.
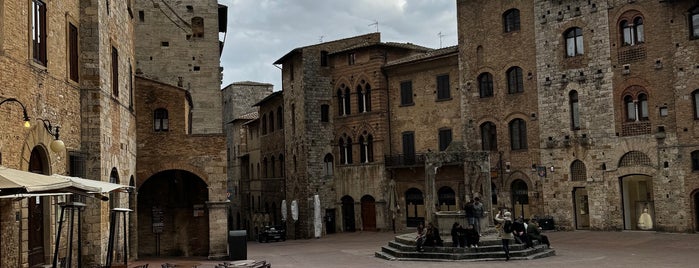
left=438, top=32, right=446, bottom=48
left=369, top=20, right=379, bottom=32
left=319, top=35, right=324, bottom=43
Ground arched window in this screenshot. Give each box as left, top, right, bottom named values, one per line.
left=323, top=154, right=334, bottom=176
left=261, top=114, right=267, bottom=135
left=691, top=6, right=699, bottom=39
left=357, top=82, right=372, bottom=113
left=480, top=122, right=497, bottom=151
left=478, top=72, right=493, bottom=98
left=270, top=156, right=276, bottom=177
left=437, top=186, right=456, bottom=211
left=638, top=93, right=648, bottom=120
left=337, top=84, right=351, bottom=116
left=564, top=27, right=584, bottom=57
left=269, top=112, right=274, bottom=132
left=359, top=134, right=374, bottom=163
left=509, top=118, right=527, bottom=150
left=570, top=160, right=587, bottom=181
left=507, top=67, right=523, bottom=94
left=620, top=16, right=644, bottom=46
left=503, top=9, right=520, bottom=33
left=279, top=154, right=285, bottom=177
left=154, top=108, right=169, bottom=131
left=263, top=157, right=268, bottom=178
left=277, top=106, right=283, bottom=129
left=570, top=91, right=580, bottom=130
left=339, top=136, right=353, bottom=164
left=624, top=89, right=649, bottom=122
left=625, top=95, right=635, bottom=121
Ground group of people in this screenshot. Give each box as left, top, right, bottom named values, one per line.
left=450, top=222, right=480, bottom=248
left=415, top=222, right=443, bottom=252
left=495, top=210, right=552, bottom=261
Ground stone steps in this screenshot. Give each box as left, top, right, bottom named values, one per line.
left=375, top=233, right=556, bottom=262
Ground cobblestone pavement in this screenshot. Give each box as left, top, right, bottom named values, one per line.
left=132, top=230, right=699, bottom=268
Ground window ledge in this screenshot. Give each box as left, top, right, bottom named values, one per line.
left=436, top=97, right=453, bottom=102
left=399, top=103, right=415, bottom=107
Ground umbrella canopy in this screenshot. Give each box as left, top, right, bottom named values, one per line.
left=281, top=199, right=287, bottom=222
left=0, top=166, right=77, bottom=194
left=52, top=174, right=131, bottom=193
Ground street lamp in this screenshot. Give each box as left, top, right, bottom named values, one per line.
left=37, top=118, right=65, bottom=153
left=0, top=97, right=31, bottom=128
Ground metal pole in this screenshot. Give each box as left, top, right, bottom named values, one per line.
left=52, top=206, right=66, bottom=268
left=67, top=206, right=75, bottom=268
left=122, top=211, right=128, bottom=266
left=77, top=206, right=82, bottom=268
left=106, top=210, right=116, bottom=267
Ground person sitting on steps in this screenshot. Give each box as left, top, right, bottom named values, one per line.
left=527, top=218, right=552, bottom=249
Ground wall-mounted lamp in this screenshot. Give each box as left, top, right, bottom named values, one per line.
left=38, top=118, right=65, bottom=153
left=0, top=98, right=31, bottom=128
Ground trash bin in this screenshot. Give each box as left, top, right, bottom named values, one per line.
left=228, top=230, right=247, bottom=260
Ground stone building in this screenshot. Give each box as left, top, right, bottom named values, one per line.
left=134, top=77, right=227, bottom=258
left=383, top=46, right=467, bottom=228
left=133, top=0, right=226, bottom=135
left=133, top=0, right=229, bottom=258
left=229, top=0, right=699, bottom=237
left=456, top=0, right=699, bottom=232
left=1, top=0, right=136, bottom=267
left=457, top=0, right=543, bottom=220
left=222, top=82, right=273, bottom=234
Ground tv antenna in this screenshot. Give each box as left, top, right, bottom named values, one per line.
left=438, top=32, right=446, bottom=48
left=369, top=20, right=379, bottom=32
left=319, top=35, right=324, bottom=43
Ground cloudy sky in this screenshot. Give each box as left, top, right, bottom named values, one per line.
left=219, top=0, right=457, bottom=90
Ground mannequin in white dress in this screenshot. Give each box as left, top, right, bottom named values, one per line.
left=637, top=208, right=653, bottom=230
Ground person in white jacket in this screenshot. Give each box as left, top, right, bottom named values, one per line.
left=495, top=210, right=514, bottom=261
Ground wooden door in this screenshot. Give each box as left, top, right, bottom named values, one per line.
left=361, top=196, right=376, bottom=231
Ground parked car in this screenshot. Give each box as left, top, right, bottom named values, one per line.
left=258, top=225, right=286, bottom=243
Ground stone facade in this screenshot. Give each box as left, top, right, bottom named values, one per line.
left=457, top=0, right=543, bottom=220
left=456, top=0, right=699, bottom=232
left=134, top=0, right=226, bottom=134
left=135, top=77, right=228, bottom=258
left=221, top=82, right=273, bottom=235
left=1, top=0, right=136, bottom=267
left=230, top=0, right=699, bottom=237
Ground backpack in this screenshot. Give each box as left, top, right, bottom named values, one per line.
left=503, top=220, right=513, bottom=233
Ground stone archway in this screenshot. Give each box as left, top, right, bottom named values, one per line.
left=28, top=146, right=50, bottom=267
left=341, top=195, right=355, bottom=232
left=360, top=195, right=376, bottom=231
left=137, top=169, right=209, bottom=257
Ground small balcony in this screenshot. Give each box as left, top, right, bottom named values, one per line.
left=384, top=153, right=426, bottom=168
left=621, top=121, right=651, bottom=137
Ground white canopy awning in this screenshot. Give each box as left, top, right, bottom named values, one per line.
left=52, top=174, right=132, bottom=193
left=0, top=166, right=99, bottom=194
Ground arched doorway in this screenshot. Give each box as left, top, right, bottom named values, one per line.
left=511, top=179, right=529, bottom=218
left=437, top=186, right=456, bottom=211
left=28, top=146, right=50, bottom=267
left=620, top=174, right=654, bottom=230
left=137, top=170, right=209, bottom=257
left=405, top=188, right=424, bottom=227
left=341, top=195, right=355, bottom=232
left=360, top=195, right=376, bottom=231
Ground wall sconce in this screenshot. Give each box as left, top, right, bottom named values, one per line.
left=38, top=118, right=65, bottom=153
left=0, top=98, right=31, bottom=128
left=549, top=166, right=555, bottom=172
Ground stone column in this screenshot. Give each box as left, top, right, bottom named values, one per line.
left=206, top=201, right=230, bottom=259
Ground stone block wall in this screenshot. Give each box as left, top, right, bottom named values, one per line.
left=134, top=0, right=224, bottom=134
